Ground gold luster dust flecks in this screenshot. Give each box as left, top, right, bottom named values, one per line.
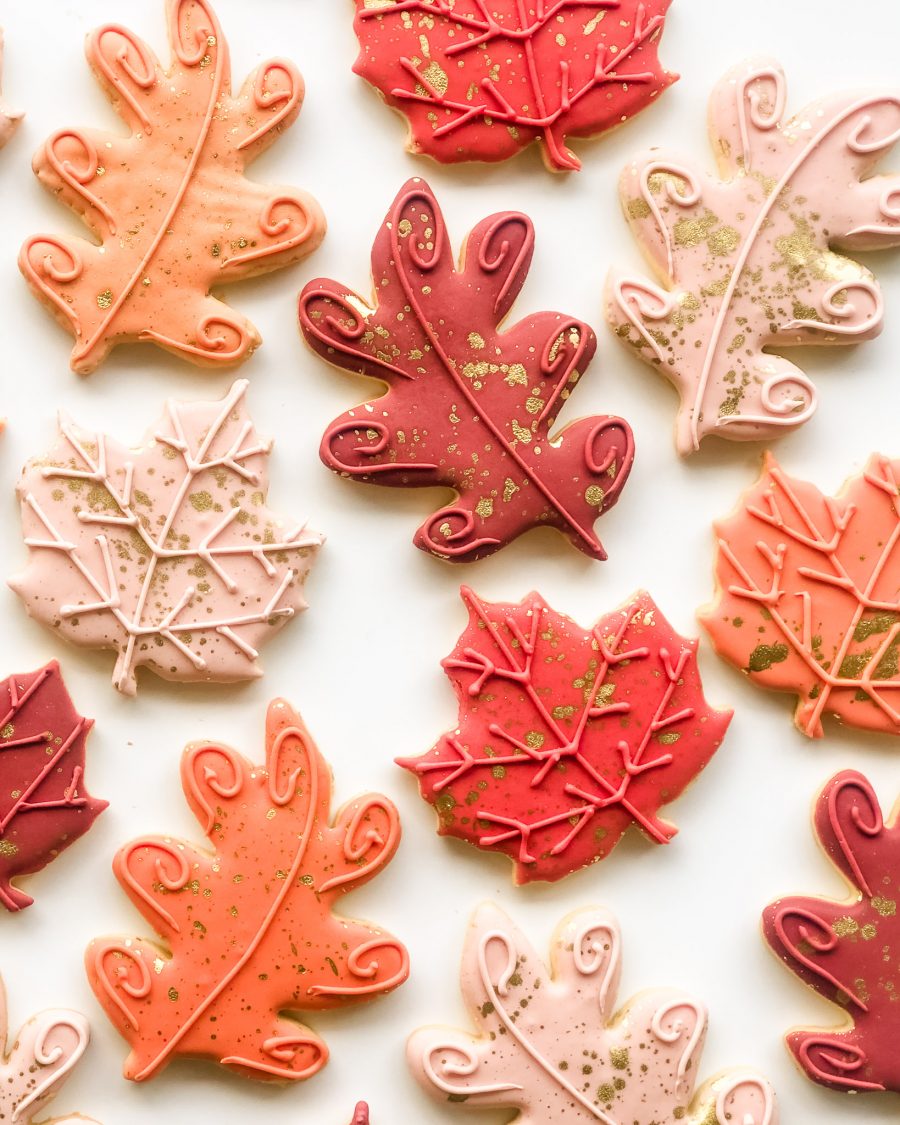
left=96, top=288, right=113, bottom=310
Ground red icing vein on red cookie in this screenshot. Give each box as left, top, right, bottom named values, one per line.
left=20, top=0, right=324, bottom=373
left=399, top=587, right=731, bottom=882
left=764, top=771, right=900, bottom=1094
left=0, top=662, right=106, bottom=912
left=86, top=700, right=408, bottom=1083
left=701, top=453, right=900, bottom=739
left=300, top=179, right=634, bottom=563
left=353, top=0, right=677, bottom=172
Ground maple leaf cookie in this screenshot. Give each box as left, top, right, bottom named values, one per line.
left=701, top=453, right=900, bottom=738
left=764, top=771, right=900, bottom=1094
left=409, top=904, right=778, bottom=1124
left=607, top=58, right=900, bottom=454
left=352, top=0, right=677, bottom=172
left=87, top=699, right=408, bottom=1082
left=11, top=381, right=322, bottom=695
left=300, top=179, right=634, bottom=563
left=399, top=586, right=731, bottom=883
left=20, top=0, right=325, bottom=374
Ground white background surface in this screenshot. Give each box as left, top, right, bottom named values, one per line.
left=0, top=1, right=899, bottom=1122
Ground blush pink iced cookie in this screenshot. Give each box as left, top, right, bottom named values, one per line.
left=10, top=380, right=322, bottom=695
left=408, top=904, right=777, bottom=1125
left=0, top=976, right=98, bottom=1125
left=607, top=58, right=900, bottom=455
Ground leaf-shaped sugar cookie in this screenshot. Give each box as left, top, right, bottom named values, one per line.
left=0, top=31, right=23, bottom=148
left=11, top=380, right=322, bottom=695
left=764, top=771, right=900, bottom=1094
left=607, top=58, right=900, bottom=454
left=399, top=586, right=731, bottom=882
left=300, top=179, right=634, bottom=563
left=0, top=976, right=98, bottom=1125
left=701, top=453, right=900, bottom=738
left=409, top=904, right=778, bottom=1124
left=352, top=0, right=677, bottom=172
left=87, top=699, right=408, bottom=1082
left=0, top=662, right=106, bottom=912
left=20, top=0, right=325, bottom=374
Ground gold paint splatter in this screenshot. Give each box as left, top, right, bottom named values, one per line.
left=96, top=288, right=113, bottom=310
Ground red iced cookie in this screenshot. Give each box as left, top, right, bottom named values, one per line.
left=352, top=0, right=677, bottom=171
left=399, top=586, right=731, bottom=883
left=300, top=179, right=634, bottom=564
left=0, top=661, right=106, bottom=911
left=764, top=771, right=900, bottom=1094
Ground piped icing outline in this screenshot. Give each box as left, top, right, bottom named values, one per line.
left=607, top=57, right=900, bottom=454
left=19, top=0, right=324, bottom=373
left=300, top=178, right=634, bottom=564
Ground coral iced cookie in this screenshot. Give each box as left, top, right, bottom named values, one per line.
left=0, top=661, right=106, bottom=912
left=300, top=179, right=634, bottom=563
left=11, top=380, right=322, bottom=696
left=20, top=0, right=324, bottom=374
left=607, top=58, right=900, bottom=454
left=398, top=587, right=731, bottom=883
left=86, top=699, right=408, bottom=1082
left=0, top=31, right=22, bottom=148
left=409, top=904, right=778, bottom=1124
left=763, top=771, right=900, bottom=1094
left=700, top=453, right=900, bottom=738
left=0, top=976, right=98, bottom=1125
left=352, top=0, right=676, bottom=172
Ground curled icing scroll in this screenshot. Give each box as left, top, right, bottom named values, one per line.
left=320, top=796, right=402, bottom=893
left=182, top=743, right=245, bottom=832
left=118, top=839, right=191, bottom=934
left=90, top=941, right=152, bottom=1032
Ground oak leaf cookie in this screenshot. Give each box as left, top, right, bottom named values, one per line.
left=86, top=699, right=409, bottom=1083
left=700, top=453, right=900, bottom=739
left=10, top=380, right=322, bottom=695
left=0, top=31, right=22, bottom=148
left=20, top=0, right=325, bottom=374
left=409, top=904, right=778, bottom=1124
left=0, top=976, right=98, bottom=1125
left=607, top=58, right=900, bottom=454
left=764, top=771, right=900, bottom=1094
left=398, top=586, right=731, bottom=883
left=0, top=661, right=106, bottom=912
left=352, top=0, right=676, bottom=172
left=300, top=179, right=634, bottom=563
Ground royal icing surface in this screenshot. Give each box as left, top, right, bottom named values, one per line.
left=11, top=380, right=322, bottom=696
left=0, top=976, right=97, bottom=1125
left=86, top=699, right=408, bottom=1083
left=352, top=0, right=676, bottom=172
left=399, top=586, right=731, bottom=883
left=0, top=30, right=22, bottom=148
left=300, top=179, right=634, bottom=563
left=20, top=0, right=325, bottom=374
left=607, top=58, right=900, bottom=454
left=764, top=771, right=900, bottom=1094
left=409, top=904, right=778, bottom=1124
left=701, top=453, right=900, bottom=739
left=0, top=662, right=106, bottom=913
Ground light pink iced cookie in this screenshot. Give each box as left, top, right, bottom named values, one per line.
left=409, top=904, right=777, bottom=1125
left=0, top=31, right=22, bottom=148
left=607, top=58, right=900, bottom=455
left=10, top=380, right=322, bottom=695
left=0, top=976, right=98, bottom=1125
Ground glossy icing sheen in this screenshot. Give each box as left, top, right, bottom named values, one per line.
left=300, top=179, right=634, bottom=564
left=0, top=976, right=97, bottom=1125
left=398, top=587, right=731, bottom=883
left=353, top=0, right=675, bottom=172
left=700, top=453, right=900, bottom=739
left=0, top=31, right=22, bottom=148
left=20, top=0, right=325, bottom=374
left=0, top=662, right=106, bottom=912
left=764, top=771, right=900, bottom=1094
left=607, top=58, right=900, bottom=454
left=11, top=380, right=322, bottom=696
left=409, top=904, right=778, bottom=1124
left=86, top=699, right=408, bottom=1083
